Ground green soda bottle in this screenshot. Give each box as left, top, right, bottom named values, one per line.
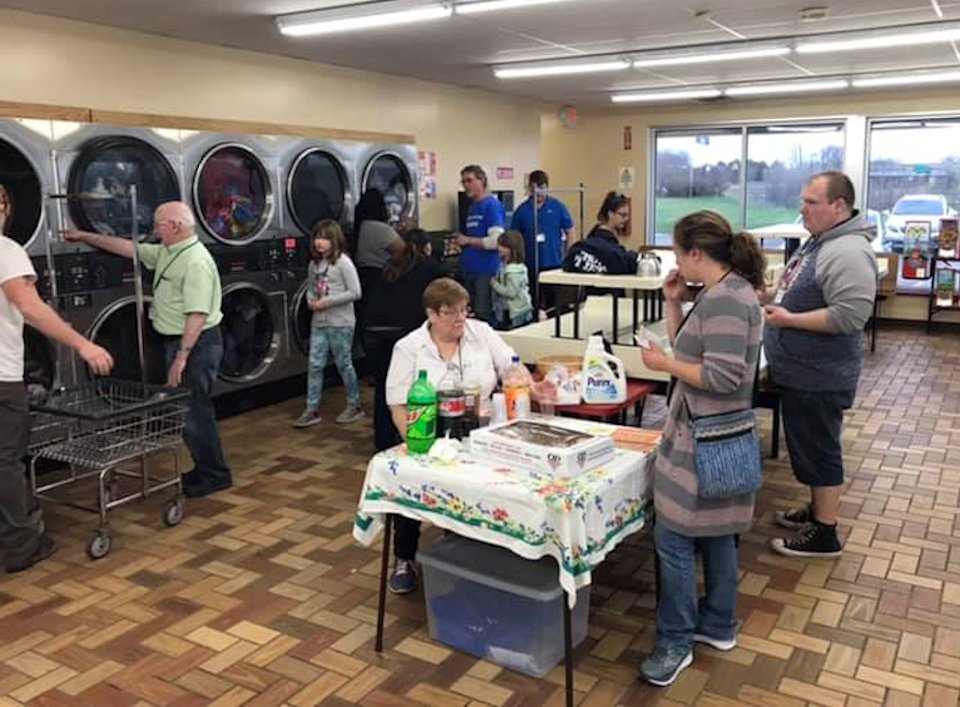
left=406, top=370, right=437, bottom=455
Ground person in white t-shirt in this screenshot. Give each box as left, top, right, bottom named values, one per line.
left=0, top=184, right=114, bottom=573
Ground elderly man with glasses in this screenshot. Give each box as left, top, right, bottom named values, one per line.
left=65, top=201, right=232, bottom=498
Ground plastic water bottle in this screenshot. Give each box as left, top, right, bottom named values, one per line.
left=406, top=370, right=437, bottom=454
left=503, top=355, right=531, bottom=420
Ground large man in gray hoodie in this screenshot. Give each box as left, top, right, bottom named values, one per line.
left=763, top=171, right=877, bottom=558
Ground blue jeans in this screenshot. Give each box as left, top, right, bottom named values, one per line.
left=655, top=522, right=738, bottom=653
left=463, top=272, right=494, bottom=325
left=307, top=326, right=360, bottom=409
left=163, top=327, right=231, bottom=485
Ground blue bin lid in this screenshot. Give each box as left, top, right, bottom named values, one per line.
left=418, top=535, right=566, bottom=602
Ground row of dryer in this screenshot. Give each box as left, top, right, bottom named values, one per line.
left=1, top=116, right=418, bottom=398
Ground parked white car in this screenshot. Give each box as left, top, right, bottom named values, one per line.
left=883, top=194, right=955, bottom=251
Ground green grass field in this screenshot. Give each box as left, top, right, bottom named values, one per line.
left=653, top=197, right=798, bottom=238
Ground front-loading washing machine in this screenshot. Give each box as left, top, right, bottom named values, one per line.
left=51, top=122, right=183, bottom=241
left=356, top=143, right=418, bottom=225
left=0, top=118, right=56, bottom=257
left=210, top=240, right=293, bottom=397
left=181, top=131, right=282, bottom=250
left=277, top=137, right=356, bottom=237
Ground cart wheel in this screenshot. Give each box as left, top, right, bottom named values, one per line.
left=87, top=532, right=112, bottom=560
left=163, top=500, right=184, bottom=527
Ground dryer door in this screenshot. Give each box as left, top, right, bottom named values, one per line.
left=219, top=282, right=280, bottom=383
left=362, top=152, right=413, bottom=224
left=0, top=137, right=44, bottom=250
left=194, top=144, right=273, bottom=246
left=67, top=136, right=180, bottom=236
left=291, top=279, right=312, bottom=356
left=87, top=296, right=169, bottom=384
left=288, top=149, right=348, bottom=234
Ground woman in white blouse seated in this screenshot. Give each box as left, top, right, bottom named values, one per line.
left=384, top=277, right=520, bottom=594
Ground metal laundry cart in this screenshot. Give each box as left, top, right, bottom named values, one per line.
left=28, top=379, right=189, bottom=559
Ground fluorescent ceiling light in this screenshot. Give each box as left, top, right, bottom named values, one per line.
left=495, top=59, right=629, bottom=79
left=851, top=70, right=960, bottom=88
left=725, top=79, right=848, bottom=96
left=611, top=88, right=722, bottom=103
left=456, top=0, right=576, bottom=15
left=633, top=46, right=789, bottom=69
left=277, top=2, right=451, bottom=37
left=796, top=26, right=960, bottom=54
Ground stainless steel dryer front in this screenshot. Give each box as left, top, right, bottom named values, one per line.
left=0, top=117, right=56, bottom=256
left=180, top=131, right=282, bottom=248
left=356, top=142, right=418, bottom=225
left=277, top=137, right=356, bottom=236
left=51, top=122, right=183, bottom=244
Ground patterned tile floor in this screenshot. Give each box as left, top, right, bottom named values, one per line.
left=2, top=326, right=960, bottom=706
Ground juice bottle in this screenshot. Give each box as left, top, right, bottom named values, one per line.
left=502, top=355, right=531, bottom=421
left=406, top=370, right=437, bottom=454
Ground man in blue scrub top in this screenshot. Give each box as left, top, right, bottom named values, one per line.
left=510, top=170, right=576, bottom=313
left=455, top=164, right=505, bottom=324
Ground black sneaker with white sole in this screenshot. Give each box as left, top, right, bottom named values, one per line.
left=774, top=503, right=812, bottom=530
left=771, top=520, right=842, bottom=558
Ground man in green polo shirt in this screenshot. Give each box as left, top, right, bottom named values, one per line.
left=65, top=201, right=232, bottom=498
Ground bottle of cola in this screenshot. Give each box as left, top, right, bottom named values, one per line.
left=436, top=363, right=466, bottom=440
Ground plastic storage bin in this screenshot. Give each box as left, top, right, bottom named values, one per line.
left=418, top=535, right=590, bottom=677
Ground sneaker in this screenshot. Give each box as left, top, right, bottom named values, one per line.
left=640, top=646, right=693, bottom=686
left=293, top=408, right=322, bottom=428
left=5, top=534, right=56, bottom=573
left=775, top=503, right=812, bottom=530
left=693, top=632, right=737, bottom=651
left=771, top=521, right=842, bottom=558
left=335, top=405, right=365, bottom=424
left=388, top=559, right=419, bottom=594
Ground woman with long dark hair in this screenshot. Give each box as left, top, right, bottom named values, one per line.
left=353, top=189, right=403, bottom=348
left=366, top=229, right=444, bottom=451
left=562, top=191, right=637, bottom=274
left=637, top=210, right=765, bottom=686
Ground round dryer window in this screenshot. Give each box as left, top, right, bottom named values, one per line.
left=288, top=149, right=347, bottom=234
left=67, top=136, right=180, bottom=237
left=0, top=137, right=43, bottom=249
left=219, top=284, right=279, bottom=382
left=88, top=297, right=168, bottom=385
left=362, top=153, right=412, bottom=224
left=195, top=144, right=272, bottom=245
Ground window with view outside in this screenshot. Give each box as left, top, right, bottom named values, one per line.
left=744, top=124, right=845, bottom=250
left=867, top=118, right=960, bottom=294
left=652, top=128, right=740, bottom=245
left=651, top=124, right=845, bottom=248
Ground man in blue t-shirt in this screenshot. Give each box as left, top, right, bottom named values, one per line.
left=454, top=164, right=505, bottom=324
left=511, top=170, right=576, bottom=313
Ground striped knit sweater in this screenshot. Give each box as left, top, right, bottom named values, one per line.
left=654, top=272, right=762, bottom=537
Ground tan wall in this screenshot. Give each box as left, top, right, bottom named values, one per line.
left=0, top=10, right=544, bottom=230
left=541, top=91, right=960, bottom=321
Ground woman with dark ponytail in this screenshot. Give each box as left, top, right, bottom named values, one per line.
left=636, top=210, right=764, bottom=687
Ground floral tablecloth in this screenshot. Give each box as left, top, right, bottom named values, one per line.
left=353, top=420, right=652, bottom=608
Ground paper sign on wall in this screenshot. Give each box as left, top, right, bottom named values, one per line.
left=497, top=166, right=514, bottom=181
left=623, top=125, right=632, bottom=151
left=420, top=176, right=437, bottom=200
left=417, top=150, right=437, bottom=177
left=618, top=166, right=635, bottom=191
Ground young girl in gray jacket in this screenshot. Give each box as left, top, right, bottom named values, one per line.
left=490, top=230, right=534, bottom=329
left=293, top=220, right=364, bottom=427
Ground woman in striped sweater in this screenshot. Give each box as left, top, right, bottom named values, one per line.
left=638, top=211, right=765, bottom=686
